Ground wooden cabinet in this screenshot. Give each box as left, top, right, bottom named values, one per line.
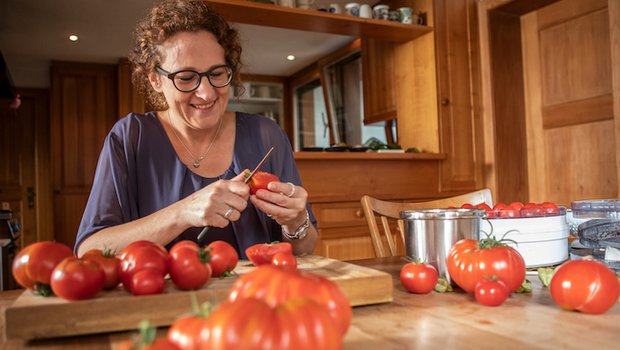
left=50, top=62, right=118, bottom=247
left=362, top=39, right=397, bottom=124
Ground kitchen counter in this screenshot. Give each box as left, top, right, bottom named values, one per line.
left=1, top=256, right=619, bottom=349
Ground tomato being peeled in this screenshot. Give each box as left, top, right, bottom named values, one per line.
left=168, top=240, right=212, bottom=290
left=206, top=240, right=238, bottom=277
left=50, top=257, right=105, bottom=300
left=474, top=279, right=510, bottom=307
left=400, top=261, right=438, bottom=294
left=245, top=241, right=292, bottom=266
left=549, top=259, right=620, bottom=314
left=246, top=170, right=280, bottom=195
left=446, top=238, right=526, bottom=293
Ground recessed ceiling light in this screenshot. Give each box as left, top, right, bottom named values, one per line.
left=69, top=35, right=78, bottom=42
left=286, top=55, right=295, bottom=61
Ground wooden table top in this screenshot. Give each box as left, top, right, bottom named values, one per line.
left=1, top=256, right=619, bottom=349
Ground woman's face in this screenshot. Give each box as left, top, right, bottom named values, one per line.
left=150, top=30, right=231, bottom=130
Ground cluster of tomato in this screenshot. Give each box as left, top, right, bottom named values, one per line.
left=11, top=239, right=241, bottom=301
left=460, top=201, right=561, bottom=218
left=399, top=201, right=620, bottom=313
left=121, top=257, right=350, bottom=350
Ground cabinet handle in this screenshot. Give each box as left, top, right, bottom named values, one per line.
left=441, top=98, right=450, bottom=106
left=356, top=209, right=364, bottom=218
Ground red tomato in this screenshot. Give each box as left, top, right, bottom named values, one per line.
left=206, top=240, right=238, bottom=277
left=245, top=241, right=293, bottom=266
left=246, top=171, right=280, bottom=195
left=492, top=203, right=520, bottom=218
left=200, top=297, right=342, bottom=350
left=446, top=238, right=526, bottom=293
left=399, top=261, right=438, bottom=294
left=509, top=201, right=524, bottom=210
left=228, top=264, right=351, bottom=336
left=12, top=241, right=74, bottom=295
left=541, top=201, right=560, bottom=216
left=549, top=260, right=620, bottom=314
left=168, top=240, right=212, bottom=290
left=460, top=203, right=475, bottom=209
left=520, top=203, right=544, bottom=217
left=127, top=268, right=166, bottom=296
left=272, top=252, right=297, bottom=270
left=50, top=257, right=105, bottom=300
left=474, top=279, right=510, bottom=306
left=119, top=241, right=168, bottom=290
left=167, top=314, right=211, bottom=350
left=82, top=248, right=121, bottom=290
left=12, top=244, right=37, bottom=289
left=476, top=203, right=492, bottom=212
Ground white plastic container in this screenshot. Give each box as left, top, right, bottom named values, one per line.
left=481, top=211, right=569, bottom=268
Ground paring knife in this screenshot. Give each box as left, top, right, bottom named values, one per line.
left=196, top=146, right=275, bottom=243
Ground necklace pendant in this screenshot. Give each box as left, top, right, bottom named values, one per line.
left=193, top=160, right=201, bottom=168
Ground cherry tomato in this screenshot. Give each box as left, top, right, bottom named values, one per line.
left=168, top=240, right=212, bottom=290
left=493, top=203, right=520, bottom=218
left=474, top=279, right=510, bottom=306
left=460, top=203, right=475, bottom=209
left=82, top=248, right=121, bottom=290
left=509, top=201, right=524, bottom=210
left=541, top=201, right=560, bottom=216
left=399, top=261, right=438, bottom=294
left=246, top=171, right=280, bottom=195
left=206, top=240, right=238, bottom=277
left=549, top=260, right=620, bottom=314
left=50, top=257, right=105, bottom=300
left=520, top=203, right=544, bottom=217
left=245, top=241, right=292, bottom=266
left=475, top=203, right=492, bottom=212
left=127, top=268, right=166, bottom=296
left=272, top=252, right=297, bottom=270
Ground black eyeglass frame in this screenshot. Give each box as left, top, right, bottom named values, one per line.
left=155, top=64, right=234, bottom=92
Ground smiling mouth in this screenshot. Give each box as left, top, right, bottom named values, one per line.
left=193, top=100, right=216, bottom=109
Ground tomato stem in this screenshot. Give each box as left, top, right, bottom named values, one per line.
left=33, top=283, right=53, bottom=297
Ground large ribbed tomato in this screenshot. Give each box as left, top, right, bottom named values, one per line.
left=199, top=297, right=342, bottom=350
left=228, top=264, right=351, bottom=336
left=12, top=241, right=74, bottom=295
left=549, top=259, right=620, bottom=314
left=446, top=238, right=526, bottom=293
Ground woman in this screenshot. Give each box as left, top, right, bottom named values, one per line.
left=75, top=0, right=317, bottom=258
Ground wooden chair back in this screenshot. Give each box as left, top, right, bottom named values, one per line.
left=360, top=189, right=493, bottom=257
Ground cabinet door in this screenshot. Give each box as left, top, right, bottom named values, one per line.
left=435, top=0, right=483, bottom=191
left=51, top=62, right=118, bottom=247
left=362, top=38, right=397, bottom=124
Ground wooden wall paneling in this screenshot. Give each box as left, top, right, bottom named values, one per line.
left=521, top=12, right=548, bottom=203
left=434, top=0, right=482, bottom=191
left=361, top=38, right=397, bottom=124
left=117, top=58, right=147, bottom=117
left=610, top=0, right=620, bottom=193
left=488, top=10, right=529, bottom=203
left=51, top=62, right=118, bottom=248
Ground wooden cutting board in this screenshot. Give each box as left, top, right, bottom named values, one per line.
left=4, top=255, right=392, bottom=340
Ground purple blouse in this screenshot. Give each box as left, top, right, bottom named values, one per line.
left=76, top=112, right=316, bottom=258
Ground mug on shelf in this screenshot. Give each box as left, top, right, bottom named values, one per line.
left=359, top=4, right=372, bottom=18
left=242, top=82, right=256, bottom=97
left=296, top=0, right=314, bottom=10
left=398, top=7, right=413, bottom=24
left=344, top=3, right=360, bottom=16
left=257, top=85, right=271, bottom=98
left=278, top=0, right=295, bottom=7
left=328, top=3, right=342, bottom=14
left=372, top=4, right=389, bottom=20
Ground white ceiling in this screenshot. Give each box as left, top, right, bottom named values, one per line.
left=0, top=0, right=377, bottom=88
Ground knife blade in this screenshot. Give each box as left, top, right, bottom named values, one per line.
left=197, top=146, right=275, bottom=243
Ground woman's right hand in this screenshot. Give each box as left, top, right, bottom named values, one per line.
left=181, top=172, right=250, bottom=228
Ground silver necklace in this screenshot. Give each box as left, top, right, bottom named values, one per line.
left=167, top=110, right=224, bottom=168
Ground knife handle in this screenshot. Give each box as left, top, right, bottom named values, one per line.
left=197, top=226, right=210, bottom=243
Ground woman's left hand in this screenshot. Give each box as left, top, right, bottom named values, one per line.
left=249, top=181, right=307, bottom=229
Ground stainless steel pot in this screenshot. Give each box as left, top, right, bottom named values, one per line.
left=400, top=209, right=485, bottom=283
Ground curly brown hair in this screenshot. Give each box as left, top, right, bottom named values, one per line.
left=129, top=0, right=242, bottom=110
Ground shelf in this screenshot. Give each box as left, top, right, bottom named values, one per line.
left=206, top=0, right=433, bottom=42
left=230, top=97, right=282, bottom=104
left=294, top=152, right=446, bottom=160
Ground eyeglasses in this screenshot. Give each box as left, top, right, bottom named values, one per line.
left=155, top=64, right=233, bottom=92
